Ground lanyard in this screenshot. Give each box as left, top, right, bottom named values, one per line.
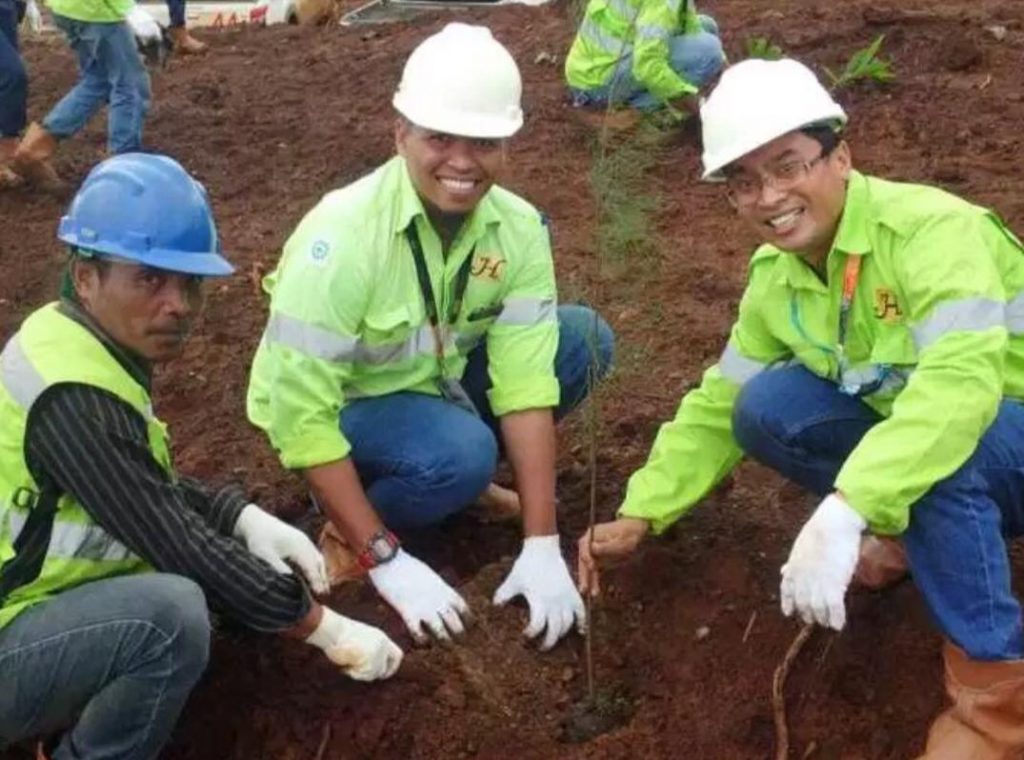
left=788, top=253, right=891, bottom=397
left=836, top=254, right=862, bottom=358
left=404, top=224, right=474, bottom=365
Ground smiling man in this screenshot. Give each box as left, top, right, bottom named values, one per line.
left=577, top=58, right=1024, bottom=758
left=247, top=24, right=614, bottom=651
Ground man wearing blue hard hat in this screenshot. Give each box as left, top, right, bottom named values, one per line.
left=0, top=153, right=402, bottom=760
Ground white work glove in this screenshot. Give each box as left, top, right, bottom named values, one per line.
left=126, top=7, right=171, bottom=67
left=305, top=607, right=403, bottom=681
left=233, top=504, right=330, bottom=596
left=368, top=549, right=470, bottom=644
left=780, top=493, right=867, bottom=631
left=126, top=6, right=161, bottom=43
left=493, top=535, right=586, bottom=651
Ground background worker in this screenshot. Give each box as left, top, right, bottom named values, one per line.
left=248, top=23, right=614, bottom=652
left=0, top=0, right=27, bottom=186
left=165, top=0, right=206, bottom=54
left=8, top=0, right=162, bottom=192
left=0, top=153, right=401, bottom=760
left=578, top=58, right=1024, bottom=758
left=564, top=0, right=725, bottom=114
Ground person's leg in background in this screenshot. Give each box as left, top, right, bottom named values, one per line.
left=165, top=0, right=206, bottom=54
left=626, top=20, right=725, bottom=111
left=100, top=20, right=150, bottom=154
left=0, top=0, right=27, bottom=186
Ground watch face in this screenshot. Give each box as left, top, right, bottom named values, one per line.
left=370, top=534, right=397, bottom=561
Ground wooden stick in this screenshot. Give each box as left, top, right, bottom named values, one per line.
left=742, top=611, right=757, bottom=644
left=772, top=624, right=814, bottom=760
left=313, top=721, right=331, bottom=760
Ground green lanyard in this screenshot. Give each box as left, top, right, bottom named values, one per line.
left=404, top=224, right=474, bottom=368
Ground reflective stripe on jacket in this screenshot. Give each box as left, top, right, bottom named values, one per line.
left=246, top=156, right=560, bottom=470
left=620, top=171, right=1024, bottom=534
left=0, top=304, right=170, bottom=628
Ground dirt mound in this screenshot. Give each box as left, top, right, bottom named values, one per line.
left=3, top=0, right=1024, bottom=757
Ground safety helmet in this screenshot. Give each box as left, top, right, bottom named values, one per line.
left=700, top=58, right=847, bottom=180
left=393, top=23, right=523, bottom=139
left=58, top=153, right=234, bottom=277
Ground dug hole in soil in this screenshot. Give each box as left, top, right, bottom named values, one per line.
left=2, top=0, right=1024, bottom=757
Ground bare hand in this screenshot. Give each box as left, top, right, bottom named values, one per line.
left=577, top=517, right=649, bottom=597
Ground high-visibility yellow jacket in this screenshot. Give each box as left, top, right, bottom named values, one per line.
left=619, top=171, right=1024, bottom=535
left=247, top=156, right=560, bottom=470
left=565, top=0, right=703, bottom=104
left=46, top=0, right=132, bottom=24
left=0, top=304, right=168, bottom=628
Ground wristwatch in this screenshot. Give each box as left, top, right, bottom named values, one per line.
left=357, top=529, right=401, bottom=571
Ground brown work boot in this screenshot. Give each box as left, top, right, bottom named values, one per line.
left=0, top=137, right=23, bottom=189
left=917, top=642, right=1024, bottom=759
left=317, top=522, right=364, bottom=589
left=10, top=123, right=65, bottom=195
left=853, top=535, right=908, bottom=590
left=170, top=26, right=207, bottom=54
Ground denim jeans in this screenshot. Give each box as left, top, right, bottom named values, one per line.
left=339, top=305, right=616, bottom=529
left=0, top=574, right=210, bottom=760
left=570, top=15, right=724, bottom=111
left=0, top=0, right=26, bottom=137
left=43, top=14, right=151, bottom=154
left=732, top=365, right=1024, bottom=661
left=166, top=0, right=186, bottom=28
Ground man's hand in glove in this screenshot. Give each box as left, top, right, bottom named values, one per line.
left=127, top=7, right=172, bottom=67
left=494, top=535, right=586, bottom=651
left=780, top=493, right=867, bottom=630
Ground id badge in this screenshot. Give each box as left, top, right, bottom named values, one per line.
left=437, top=376, right=480, bottom=417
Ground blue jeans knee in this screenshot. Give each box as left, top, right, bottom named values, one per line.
left=553, top=304, right=614, bottom=418
left=145, top=574, right=211, bottom=682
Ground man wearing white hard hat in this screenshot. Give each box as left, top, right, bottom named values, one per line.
left=577, top=57, right=1024, bottom=757
left=247, top=24, right=614, bottom=652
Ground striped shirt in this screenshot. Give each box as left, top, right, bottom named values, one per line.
left=22, top=301, right=310, bottom=632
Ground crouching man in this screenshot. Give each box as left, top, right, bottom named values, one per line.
left=580, top=58, right=1024, bottom=759
left=247, top=24, right=614, bottom=651
left=0, top=153, right=401, bottom=760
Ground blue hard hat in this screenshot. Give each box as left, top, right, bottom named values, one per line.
left=58, top=153, right=234, bottom=277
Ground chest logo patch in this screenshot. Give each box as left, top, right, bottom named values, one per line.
left=471, top=255, right=507, bottom=281
left=873, top=287, right=904, bottom=323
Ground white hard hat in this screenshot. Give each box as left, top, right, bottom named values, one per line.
left=700, top=58, right=847, bottom=179
left=393, top=23, right=524, bottom=139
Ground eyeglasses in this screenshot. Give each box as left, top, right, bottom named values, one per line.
left=724, top=149, right=830, bottom=206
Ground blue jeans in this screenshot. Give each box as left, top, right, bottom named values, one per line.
left=732, top=365, right=1024, bottom=661
left=0, top=574, right=210, bottom=760
left=43, top=15, right=151, bottom=154
left=166, top=0, right=186, bottom=28
left=0, top=0, right=26, bottom=137
left=570, top=15, right=724, bottom=111
left=340, top=305, right=615, bottom=529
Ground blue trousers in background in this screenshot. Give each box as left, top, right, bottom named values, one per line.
left=733, top=365, right=1024, bottom=661
left=43, top=15, right=150, bottom=154
left=0, top=0, right=27, bottom=137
